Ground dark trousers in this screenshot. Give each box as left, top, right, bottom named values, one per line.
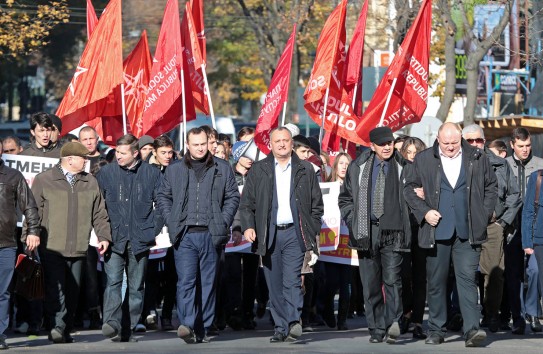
left=323, top=262, right=351, bottom=324
left=160, top=248, right=177, bottom=320
left=262, top=226, right=304, bottom=335
left=357, top=224, right=403, bottom=336
left=85, top=245, right=101, bottom=311
left=504, top=231, right=526, bottom=323
left=534, top=246, right=543, bottom=309
left=174, top=231, right=220, bottom=336
left=224, top=252, right=259, bottom=319
left=103, top=242, right=148, bottom=333
left=401, top=239, right=427, bottom=324
left=426, top=236, right=481, bottom=337
left=42, top=251, right=84, bottom=334
left=0, top=247, right=16, bottom=336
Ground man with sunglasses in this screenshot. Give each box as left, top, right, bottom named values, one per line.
left=404, top=122, right=497, bottom=347
left=462, top=124, right=522, bottom=333
left=339, top=126, right=412, bottom=344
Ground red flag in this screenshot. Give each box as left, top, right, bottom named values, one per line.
left=86, top=0, right=99, bottom=38
left=190, top=0, right=206, bottom=62
left=142, top=0, right=196, bottom=137
left=56, top=0, right=123, bottom=135
left=181, top=2, right=209, bottom=115
left=355, top=0, right=432, bottom=143
left=254, top=25, right=296, bottom=155
left=303, top=0, right=365, bottom=146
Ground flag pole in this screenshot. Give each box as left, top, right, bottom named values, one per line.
left=377, top=78, right=397, bottom=127
left=319, top=87, right=330, bottom=144
left=280, top=102, right=288, bottom=127
left=181, top=68, right=188, bottom=154
left=120, top=83, right=128, bottom=134
left=201, top=64, right=216, bottom=129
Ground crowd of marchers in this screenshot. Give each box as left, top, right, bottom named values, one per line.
left=0, top=112, right=542, bottom=349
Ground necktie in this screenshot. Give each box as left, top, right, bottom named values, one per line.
left=66, top=173, right=74, bottom=185
left=373, top=162, right=385, bottom=219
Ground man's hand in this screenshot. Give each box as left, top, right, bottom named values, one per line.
left=308, top=251, right=318, bottom=267
left=424, top=210, right=442, bottom=226
left=26, top=235, right=40, bottom=252
left=232, top=230, right=243, bottom=246
left=97, top=240, right=109, bottom=255
left=244, top=228, right=256, bottom=243
left=524, top=248, right=534, bottom=255
left=414, top=187, right=425, bottom=200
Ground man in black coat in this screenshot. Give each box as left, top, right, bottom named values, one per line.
left=239, top=127, right=323, bottom=343
left=403, top=122, right=497, bottom=347
left=338, top=127, right=411, bottom=344
left=157, top=127, right=239, bottom=344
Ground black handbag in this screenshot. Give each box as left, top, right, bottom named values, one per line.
left=14, top=251, right=44, bottom=301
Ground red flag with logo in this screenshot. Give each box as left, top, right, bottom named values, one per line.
left=56, top=0, right=123, bottom=135
left=303, top=0, right=365, bottom=146
left=181, top=2, right=209, bottom=115
left=355, top=0, right=432, bottom=143
left=190, top=0, right=206, bottom=62
left=141, top=0, right=196, bottom=137
left=254, top=25, right=296, bottom=155
left=86, top=0, right=99, bottom=38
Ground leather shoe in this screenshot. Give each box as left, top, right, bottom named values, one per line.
left=465, top=329, right=486, bottom=347
left=270, top=332, right=285, bottom=343
left=425, top=333, right=444, bottom=345
left=511, top=319, right=526, bottom=335
left=488, top=317, right=500, bottom=333
left=526, top=315, right=543, bottom=333
left=412, top=325, right=427, bottom=339
left=337, top=322, right=348, bottom=331
left=399, top=314, right=411, bottom=334
left=369, top=333, right=383, bottom=343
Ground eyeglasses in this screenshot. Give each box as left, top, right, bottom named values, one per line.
left=466, top=138, right=485, bottom=145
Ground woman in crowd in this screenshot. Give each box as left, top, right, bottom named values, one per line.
left=398, top=137, right=427, bottom=339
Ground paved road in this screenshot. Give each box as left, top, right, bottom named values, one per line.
left=5, top=313, right=543, bottom=353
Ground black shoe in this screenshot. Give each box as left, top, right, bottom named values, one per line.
left=102, top=322, right=119, bottom=338
left=323, top=311, right=336, bottom=328
left=206, top=323, right=220, bottom=336
left=161, top=318, right=174, bottom=331
left=0, top=338, right=8, bottom=350
left=500, top=321, right=511, bottom=331
left=526, top=315, right=543, bottom=333
left=256, top=303, right=266, bottom=319
left=412, top=325, right=427, bottom=339
left=302, top=324, right=314, bottom=332
left=446, top=313, right=463, bottom=332
left=399, top=315, right=411, bottom=334
left=488, top=317, right=500, bottom=333
left=226, top=315, right=243, bottom=331
left=425, top=333, right=444, bottom=345
left=177, top=325, right=197, bottom=344
left=511, top=319, right=526, bottom=335
left=285, top=322, right=302, bottom=342
left=310, top=314, right=325, bottom=326
left=385, top=321, right=400, bottom=344
left=270, top=332, right=285, bottom=343
left=465, top=329, right=486, bottom=347
left=337, top=322, right=348, bottom=331
left=242, top=318, right=256, bottom=330
left=369, top=333, right=383, bottom=343
left=26, top=325, right=39, bottom=336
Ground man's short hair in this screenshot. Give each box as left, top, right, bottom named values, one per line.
left=461, top=124, right=485, bottom=139
left=218, top=133, right=231, bottom=147
left=237, top=127, right=255, bottom=141
left=29, top=112, right=53, bottom=130
left=187, top=127, right=207, bottom=142
left=116, top=134, right=139, bottom=153
left=511, top=127, right=530, bottom=143
left=200, top=125, right=218, bottom=140
left=79, top=126, right=98, bottom=139
left=488, top=139, right=507, bottom=153
left=269, top=126, right=292, bottom=139
left=153, top=135, right=174, bottom=150
left=2, top=135, right=21, bottom=148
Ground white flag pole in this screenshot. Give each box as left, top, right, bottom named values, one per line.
left=319, top=87, right=330, bottom=144
left=280, top=102, right=288, bottom=127
left=378, top=78, right=397, bottom=127
left=120, top=83, right=127, bottom=134
left=201, top=64, right=216, bottom=129
left=181, top=68, right=188, bottom=154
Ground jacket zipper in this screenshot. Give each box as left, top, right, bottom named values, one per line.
left=196, top=181, right=200, bottom=225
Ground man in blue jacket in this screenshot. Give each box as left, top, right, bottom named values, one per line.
left=157, top=127, right=239, bottom=344
left=96, top=134, right=163, bottom=342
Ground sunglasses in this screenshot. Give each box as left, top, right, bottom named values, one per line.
left=466, top=138, right=485, bottom=144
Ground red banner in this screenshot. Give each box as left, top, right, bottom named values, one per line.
left=355, top=0, right=432, bottom=143
left=141, top=0, right=196, bottom=137
left=190, top=0, right=206, bottom=62
left=181, top=2, right=209, bottom=115
left=86, top=0, right=98, bottom=38
left=303, top=0, right=365, bottom=146
left=56, top=0, right=123, bottom=135
left=254, top=24, right=296, bottom=155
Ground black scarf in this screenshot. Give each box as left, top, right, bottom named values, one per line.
left=379, top=159, right=405, bottom=248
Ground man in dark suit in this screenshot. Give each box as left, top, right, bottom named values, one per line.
left=239, top=127, right=323, bottom=343
left=404, top=122, right=497, bottom=347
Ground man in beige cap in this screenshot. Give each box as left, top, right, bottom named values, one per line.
left=28, top=141, right=111, bottom=344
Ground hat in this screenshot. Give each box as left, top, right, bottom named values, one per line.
left=232, top=141, right=248, bottom=162
left=293, top=135, right=311, bottom=149
left=60, top=142, right=90, bottom=158
left=369, top=126, right=394, bottom=145
left=50, top=114, right=62, bottom=133
left=138, top=135, right=154, bottom=150
left=307, top=136, right=321, bottom=156
left=284, top=123, right=300, bottom=137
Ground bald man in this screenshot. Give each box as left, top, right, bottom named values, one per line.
left=403, top=122, right=497, bottom=347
